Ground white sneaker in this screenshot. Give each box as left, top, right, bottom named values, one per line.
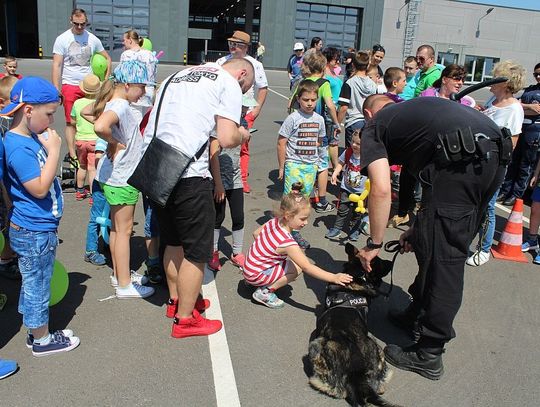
left=110, top=271, right=149, bottom=287
left=466, top=250, right=491, bottom=267
left=116, top=282, right=155, bottom=299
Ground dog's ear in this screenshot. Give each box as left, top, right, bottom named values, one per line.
left=345, top=242, right=359, bottom=260
left=371, top=257, right=393, bottom=278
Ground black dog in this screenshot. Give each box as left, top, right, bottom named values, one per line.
left=308, top=243, right=401, bottom=407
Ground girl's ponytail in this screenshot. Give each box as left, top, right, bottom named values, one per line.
left=93, top=77, right=115, bottom=118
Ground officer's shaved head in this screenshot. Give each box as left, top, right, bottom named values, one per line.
left=222, top=58, right=255, bottom=93
left=363, top=94, right=394, bottom=119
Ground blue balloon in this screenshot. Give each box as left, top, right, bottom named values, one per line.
left=96, top=203, right=111, bottom=245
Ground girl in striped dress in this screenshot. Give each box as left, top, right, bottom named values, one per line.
left=243, top=183, right=352, bottom=308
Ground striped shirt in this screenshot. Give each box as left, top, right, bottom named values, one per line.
left=243, top=218, right=298, bottom=285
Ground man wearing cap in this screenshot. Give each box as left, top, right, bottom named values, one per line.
left=217, top=30, right=268, bottom=193
left=287, top=42, right=305, bottom=90
left=51, top=8, right=111, bottom=165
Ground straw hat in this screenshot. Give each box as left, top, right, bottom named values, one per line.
left=228, top=31, right=250, bottom=44
left=79, top=74, right=101, bottom=96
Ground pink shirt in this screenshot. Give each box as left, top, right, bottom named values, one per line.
left=420, top=87, right=476, bottom=107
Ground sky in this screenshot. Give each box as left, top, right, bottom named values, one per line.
left=454, top=0, right=540, bottom=11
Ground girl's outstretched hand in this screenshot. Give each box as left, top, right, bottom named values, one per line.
left=333, top=272, right=353, bottom=286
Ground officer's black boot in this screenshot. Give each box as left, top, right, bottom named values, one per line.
left=387, top=302, right=421, bottom=341
left=384, top=343, right=444, bottom=380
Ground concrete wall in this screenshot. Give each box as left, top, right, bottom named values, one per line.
left=38, top=0, right=72, bottom=57
left=381, top=0, right=540, bottom=77
left=149, top=0, right=189, bottom=63
left=260, top=0, right=385, bottom=69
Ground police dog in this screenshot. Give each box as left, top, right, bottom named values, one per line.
left=308, top=243, right=399, bottom=407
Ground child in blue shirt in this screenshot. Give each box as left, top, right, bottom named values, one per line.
left=1, top=77, right=80, bottom=356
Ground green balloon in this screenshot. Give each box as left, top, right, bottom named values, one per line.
left=91, top=53, right=108, bottom=81
left=0, top=232, right=4, bottom=253
left=49, top=260, right=69, bottom=307
left=142, top=38, right=153, bottom=51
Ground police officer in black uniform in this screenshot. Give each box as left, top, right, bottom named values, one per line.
left=356, top=95, right=512, bottom=380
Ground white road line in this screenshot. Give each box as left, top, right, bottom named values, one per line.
left=202, top=267, right=241, bottom=407
left=268, top=87, right=289, bottom=100
left=495, top=202, right=530, bottom=225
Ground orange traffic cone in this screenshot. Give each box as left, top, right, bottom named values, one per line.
left=491, top=198, right=528, bottom=263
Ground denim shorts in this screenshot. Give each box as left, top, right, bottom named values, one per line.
left=9, top=226, right=58, bottom=329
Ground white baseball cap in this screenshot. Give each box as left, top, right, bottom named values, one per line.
left=293, top=42, right=305, bottom=51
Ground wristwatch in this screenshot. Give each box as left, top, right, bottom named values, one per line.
left=366, top=237, right=383, bottom=249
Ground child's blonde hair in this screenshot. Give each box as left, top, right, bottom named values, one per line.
left=276, top=182, right=310, bottom=218
left=3, top=55, right=16, bottom=65
left=0, top=75, right=18, bottom=102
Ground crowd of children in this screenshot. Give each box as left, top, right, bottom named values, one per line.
left=0, top=39, right=539, bottom=380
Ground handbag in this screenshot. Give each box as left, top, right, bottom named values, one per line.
left=127, top=72, right=208, bottom=207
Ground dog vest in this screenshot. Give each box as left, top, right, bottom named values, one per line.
left=323, top=287, right=369, bottom=320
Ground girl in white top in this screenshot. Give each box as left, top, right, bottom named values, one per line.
left=466, top=60, right=525, bottom=267
left=120, top=30, right=157, bottom=113
left=93, top=60, right=155, bottom=299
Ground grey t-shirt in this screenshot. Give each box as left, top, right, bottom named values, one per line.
left=338, top=76, right=377, bottom=128
left=279, top=110, right=325, bottom=165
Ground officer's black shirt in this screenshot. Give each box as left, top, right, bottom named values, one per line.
left=360, top=97, right=502, bottom=175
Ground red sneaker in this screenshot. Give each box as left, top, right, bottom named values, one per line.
left=208, top=250, right=221, bottom=272
left=166, top=297, right=211, bottom=318
left=230, top=253, right=245, bottom=269
left=171, top=310, right=222, bottom=338
left=75, top=190, right=87, bottom=201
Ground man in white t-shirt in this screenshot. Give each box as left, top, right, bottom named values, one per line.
left=216, top=30, right=268, bottom=193
left=51, top=8, right=111, bottom=162
left=142, top=59, right=254, bottom=339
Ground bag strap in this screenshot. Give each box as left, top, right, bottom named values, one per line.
left=150, top=71, right=179, bottom=142
left=151, top=71, right=208, bottom=160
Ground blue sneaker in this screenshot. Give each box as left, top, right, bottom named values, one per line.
left=325, top=228, right=343, bottom=240
left=26, top=329, right=74, bottom=349
left=291, top=231, right=310, bottom=249
left=534, top=253, right=540, bottom=265
left=0, top=359, right=18, bottom=379
left=521, top=238, right=539, bottom=252
left=348, top=230, right=360, bottom=241
left=252, top=287, right=284, bottom=309
left=84, top=251, right=107, bottom=266
left=32, top=331, right=80, bottom=357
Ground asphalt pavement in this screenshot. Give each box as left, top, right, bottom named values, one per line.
left=1, top=59, right=539, bottom=407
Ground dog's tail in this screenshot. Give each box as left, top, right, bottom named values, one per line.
left=346, top=378, right=402, bottom=407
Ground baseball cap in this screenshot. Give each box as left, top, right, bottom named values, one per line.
left=293, top=42, right=305, bottom=51
left=0, top=77, right=60, bottom=116
left=227, top=31, right=251, bottom=44
left=112, top=60, right=151, bottom=85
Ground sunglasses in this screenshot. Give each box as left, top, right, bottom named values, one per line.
left=228, top=41, right=247, bottom=49
left=450, top=75, right=465, bottom=81
left=534, top=73, right=540, bottom=78
left=71, top=21, right=87, bottom=28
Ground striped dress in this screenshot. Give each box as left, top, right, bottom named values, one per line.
left=243, top=218, right=298, bottom=286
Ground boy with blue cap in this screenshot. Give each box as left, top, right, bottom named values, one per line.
left=1, top=77, right=80, bottom=356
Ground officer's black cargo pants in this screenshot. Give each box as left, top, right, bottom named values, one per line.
left=407, top=152, right=506, bottom=348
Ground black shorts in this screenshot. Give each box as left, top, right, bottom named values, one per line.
left=154, top=177, right=215, bottom=264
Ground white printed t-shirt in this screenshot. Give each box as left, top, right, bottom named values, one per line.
left=142, top=63, right=242, bottom=179
left=483, top=96, right=524, bottom=136
left=216, top=54, right=268, bottom=101
left=53, top=29, right=105, bottom=85
left=96, top=99, right=144, bottom=187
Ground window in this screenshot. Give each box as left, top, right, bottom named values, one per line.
left=295, top=2, right=361, bottom=53
left=437, top=52, right=458, bottom=67
left=76, top=0, right=150, bottom=57
left=464, top=55, right=500, bottom=83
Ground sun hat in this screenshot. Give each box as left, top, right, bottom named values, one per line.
left=112, top=60, right=151, bottom=85
left=79, top=73, right=101, bottom=96
left=0, top=76, right=60, bottom=116
left=227, top=31, right=251, bottom=45
left=293, top=42, right=305, bottom=51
